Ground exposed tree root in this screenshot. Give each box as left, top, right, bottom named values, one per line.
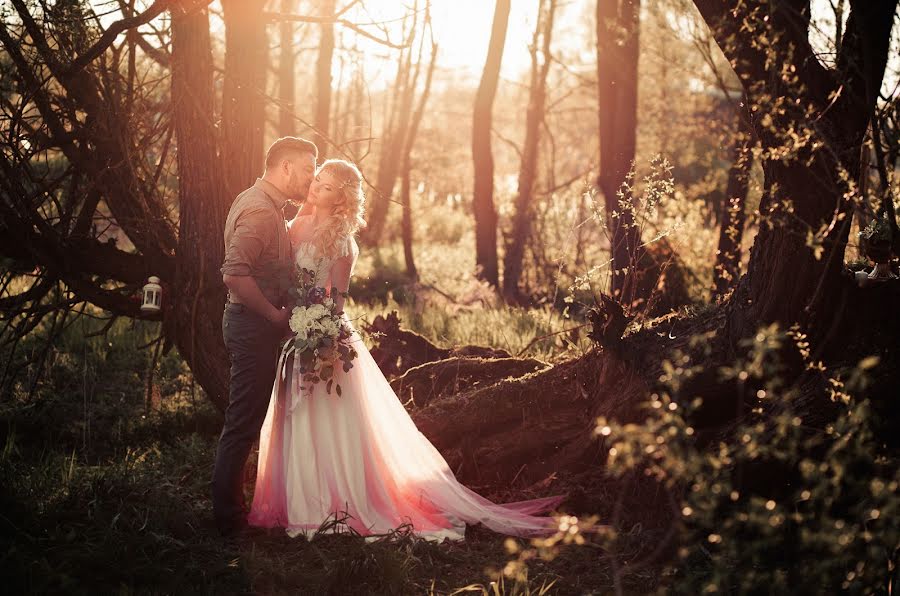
left=391, top=356, right=548, bottom=408
left=406, top=303, right=732, bottom=516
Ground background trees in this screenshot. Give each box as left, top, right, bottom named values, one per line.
left=596, top=0, right=641, bottom=302
left=1, top=0, right=897, bottom=408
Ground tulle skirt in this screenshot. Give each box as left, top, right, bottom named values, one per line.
left=247, top=317, right=563, bottom=540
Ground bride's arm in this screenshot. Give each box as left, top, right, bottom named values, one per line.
left=330, top=254, right=355, bottom=314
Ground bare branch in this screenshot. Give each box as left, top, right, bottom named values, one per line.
left=62, top=0, right=186, bottom=77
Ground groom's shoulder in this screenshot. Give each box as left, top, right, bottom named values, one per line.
left=229, top=186, right=278, bottom=218
left=235, top=184, right=273, bottom=207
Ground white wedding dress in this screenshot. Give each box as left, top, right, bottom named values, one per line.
left=248, top=237, right=563, bottom=540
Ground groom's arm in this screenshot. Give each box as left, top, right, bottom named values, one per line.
left=222, top=204, right=289, bottom=325
left=222, top=274, right=282, bottom=322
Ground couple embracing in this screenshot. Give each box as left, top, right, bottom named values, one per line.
left=213, top=137, right=563, bottom=540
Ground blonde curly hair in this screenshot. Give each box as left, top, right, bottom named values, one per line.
left=311, top=159, right=366, bottom=257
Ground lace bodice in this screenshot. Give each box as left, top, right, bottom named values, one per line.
left=292, top=236, right=357, bottom=289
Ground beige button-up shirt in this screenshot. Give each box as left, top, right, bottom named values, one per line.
left=221, top=178, right=294, bottom=307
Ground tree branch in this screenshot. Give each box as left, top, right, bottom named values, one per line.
left=62, top=0, right=179, bottom=77
left=265, top=9, right=412, bottom=49
left=834, top=0, right=899, bottom=122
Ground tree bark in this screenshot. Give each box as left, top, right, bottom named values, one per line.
left=313, top=0, right=337, bottom=157
left=503, top=0, right=556, bottom=303
left=399, top=169, right=418, bottom=280
left=713, top=108, right=754, bottom=297
left=221, top=0, right=267, bottom=199
left=170, top=4, right=230, bottom=410
left=278, top=0, right=297, bottom=137
left=471, top=0, right=511, bottom=288
left=596, top=0, right=641, bottom=302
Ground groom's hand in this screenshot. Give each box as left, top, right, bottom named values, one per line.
left=267, top=306, right=291, bottom=326
left=268, top=307, right=292, bottom=338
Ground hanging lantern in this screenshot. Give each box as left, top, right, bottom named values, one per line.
left=141, top=276, right=162, bottom=313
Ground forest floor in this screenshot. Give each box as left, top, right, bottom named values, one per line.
left=0, top=295, right=672, bottom=595
left=0, top=409, right=656, bottom=594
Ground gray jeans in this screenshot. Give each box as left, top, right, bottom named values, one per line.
left=212, top=302, right=283, bottom=530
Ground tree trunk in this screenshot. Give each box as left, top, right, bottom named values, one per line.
left=170, top=5, right=230, bottom=410
left=596, top=0, right=641, bottom=302
left=691, top=0, right=898, bottom=344
left=713, top=109, right=753, bottom=297
left=313, top=0, right=337, bottom=157
left=471, top=0, right=511, bottom=288
left=331, top=55, right=345, bottom=152
left=503, top=0, right=556, bottom=303
left=400, top=169, right=418, bottom=280
left=221, top=0, right=267, bottom=199
left=277, top=0, right=297, bottom=137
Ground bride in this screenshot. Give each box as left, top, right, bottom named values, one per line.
left=247, top=159, right=563, bottom=540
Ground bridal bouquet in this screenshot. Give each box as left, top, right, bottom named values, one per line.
left=284, top=262, right=358, bottom=396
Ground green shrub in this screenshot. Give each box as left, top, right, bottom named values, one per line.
left=596, top=325, right=899, bottom=594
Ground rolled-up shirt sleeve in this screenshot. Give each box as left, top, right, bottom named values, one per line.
left=221, top=206, right=273, bottom=276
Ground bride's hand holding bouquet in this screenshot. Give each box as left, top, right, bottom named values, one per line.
left=285, top=263, right=357, bottom=396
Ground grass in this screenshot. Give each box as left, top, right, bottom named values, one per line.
left=0, top=404, right=640, bottom=594
left=349, top=294, right=591, bottom=364
left=348, top=229, right=594, bottom=363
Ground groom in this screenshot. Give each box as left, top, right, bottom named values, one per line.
left=214, top=136, right=318, bottom=537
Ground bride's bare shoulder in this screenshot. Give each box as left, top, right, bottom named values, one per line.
left=289, top=214, right=313, bottom=227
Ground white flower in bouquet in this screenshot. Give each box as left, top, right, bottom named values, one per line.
left=306, top=303, right=328, bottom=320
left=289, top=306, right=310, bottom=334
left=320, top=317, right=340, bottom=337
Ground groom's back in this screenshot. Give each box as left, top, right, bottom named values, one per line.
left=221, top=180, right=292, bottom=306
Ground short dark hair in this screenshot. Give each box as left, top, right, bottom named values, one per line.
left=265, top=137, right=318, bottom=169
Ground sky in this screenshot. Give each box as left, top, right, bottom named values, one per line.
left=360, top=0, right=541, bottom=76
left=92, top=0, right=898, bottom=97
left=327, top=0, right=899, bottom=95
